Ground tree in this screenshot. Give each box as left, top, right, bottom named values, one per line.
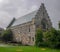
left=35, top=29, right=43, bottom=47
left=56, top=30, right=60, bottom=48
left=44, top=28, right=60, bottom=48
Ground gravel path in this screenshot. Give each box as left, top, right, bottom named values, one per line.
left=0, top=44, right=9, bottom=47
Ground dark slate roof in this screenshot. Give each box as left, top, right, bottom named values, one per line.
left=12, top=10, right=38, bottom=26
left=7, top=18, right=16, bottom=28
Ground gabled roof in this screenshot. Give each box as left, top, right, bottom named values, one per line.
left=12, top=10, right=38, bottom=26
left=10, top=3, right=46, bottom=27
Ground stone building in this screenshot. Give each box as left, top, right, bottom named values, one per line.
left=8, top=3, right=52, bottom=45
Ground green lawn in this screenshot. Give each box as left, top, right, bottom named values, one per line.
left=0, top=46, right=60, bottom=52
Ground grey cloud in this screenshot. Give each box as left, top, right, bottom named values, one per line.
left=44, top=0, right=60, bottom=29
left=0, top=0, right=60, bottom=29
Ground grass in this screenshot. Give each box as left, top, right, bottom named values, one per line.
left=0, top=46, right=60, bottom=52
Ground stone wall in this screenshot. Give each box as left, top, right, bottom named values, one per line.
left=34, top=4, right=52, bottom=31
left=10, top=21, right=35, bottom=45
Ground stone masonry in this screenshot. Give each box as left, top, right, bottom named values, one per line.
left=9, top=3, right=52, bottom=45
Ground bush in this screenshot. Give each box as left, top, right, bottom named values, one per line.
left=44, top=28, right=60, bottom=48
left=35, top=29, right=43, bottom=47
left=2, top=29, right=13, bottom=42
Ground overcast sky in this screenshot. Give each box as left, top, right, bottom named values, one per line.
left=0, top=0, right=60, bottom=29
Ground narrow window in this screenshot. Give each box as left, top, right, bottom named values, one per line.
left=59, top=22, right=60, bottom=29
left=43, top=12, right=44, bottom=15
left=29, top=26, right=30, bottom=32
left=32, top=37, right=34, bottom=41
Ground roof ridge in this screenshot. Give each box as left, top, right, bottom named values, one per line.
left=12, top=9, right=38, bottom=26
left=16, top=9, right=38, bottom=20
